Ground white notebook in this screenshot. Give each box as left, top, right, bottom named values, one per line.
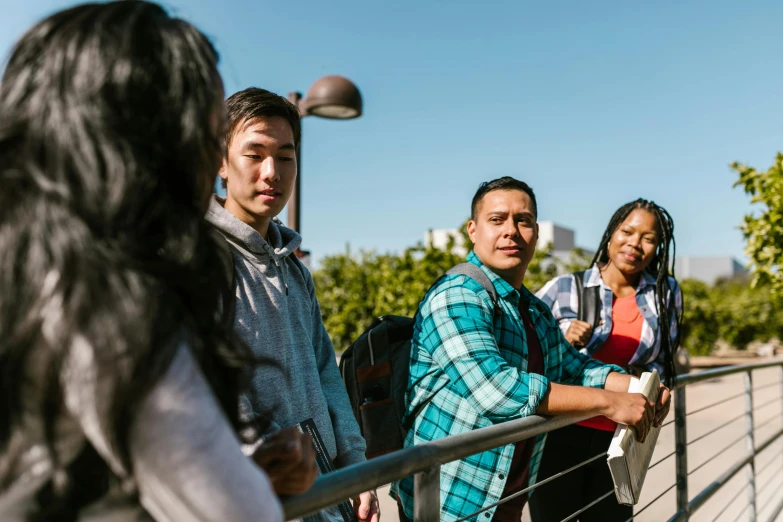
left=606, top=369, right=661, bottom=505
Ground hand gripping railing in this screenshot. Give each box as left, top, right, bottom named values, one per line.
left=281, top=357, right=783, bottom=521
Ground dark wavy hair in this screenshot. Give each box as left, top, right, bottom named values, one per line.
left=591, top=199, right=682, bottom=386
left=0, top=0, right=247, bottom=517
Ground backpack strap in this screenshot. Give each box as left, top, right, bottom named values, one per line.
left=574, top=270, right=601, bottom=329
left=212, top=230, right=237, bottom=332
left=447, top=263, right=502, bottom=318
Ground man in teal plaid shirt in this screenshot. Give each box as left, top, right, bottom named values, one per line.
left=392, top=177, right=671, bottom=522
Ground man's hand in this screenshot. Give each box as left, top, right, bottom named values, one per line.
left=565, top=320, right=595, bottom=348
left=353, top=490, right=380, bottom=522
left=251, top=427, right=318, bottom=496
left=654, top=383, right=671, bottom=427
left=603, top=391, right=656, bottom=442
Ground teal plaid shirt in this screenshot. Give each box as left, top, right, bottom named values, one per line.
left=391, top=252, right=623, bottom=522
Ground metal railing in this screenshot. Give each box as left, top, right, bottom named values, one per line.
left=282, top=357, right=783, bottom=521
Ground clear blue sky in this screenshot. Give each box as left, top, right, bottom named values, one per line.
left=3, top=1, right=782, bottom=265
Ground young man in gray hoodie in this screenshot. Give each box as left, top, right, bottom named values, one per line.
left=207, top=88, right=379, bottom=521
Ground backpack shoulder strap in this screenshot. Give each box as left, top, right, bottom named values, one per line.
left=212, top=230, right=236, bottom=331
left=574, top=270, right=600, bottom=328
left=446, top=263, right=501, bottom=318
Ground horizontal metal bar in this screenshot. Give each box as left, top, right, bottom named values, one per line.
left=674, top=358, right=783, bottom=390
left=754, top=395, right=782, bottom=414
left=732, top=502, right=750, bottom=522
left=453, top=451, right=607, bottom=522
left=755, top=414, right=781, bottom=433
left=282, top=413, right=590, bottom=519
left=685, top=391, right=746, bottom=417
left=766, top=494, right=783, bottom=522
left=686, top=411, right=745, bottom=447
left=624, top=482, right=677, bottom=522
left=755, top=471, right=782, bottom=501
left=561, top=489, right=614, bottom=522
left=688, top=432, right=747, bottom=477
left=755, top=452, right=782, bottom=479
left=710, top=484, right=748, bottom=522
left=753, top=380, right=783, bottom=393
left=649, top=449, right=676, bottom=470
left=683, top=426, right=783, bottom=517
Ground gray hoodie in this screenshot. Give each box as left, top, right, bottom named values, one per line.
left=206, top=197, right=366, bottom=473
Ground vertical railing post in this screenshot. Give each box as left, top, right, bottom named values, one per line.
left=675, top=387, right=689, bottom=520
left=744, top=371, right=757, bottom=522
left=413, top=465, right=441, bottom=522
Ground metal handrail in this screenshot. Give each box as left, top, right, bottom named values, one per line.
left=283, top=412, right=590, bottom=519
left=672, top=358, right=783, bottom=389
left=282, top=357, right=783, bottom=521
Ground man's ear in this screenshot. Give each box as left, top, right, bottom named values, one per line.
left=218, top=158, right=229, bottom=188
left=467, top=219, right=476, bottom=244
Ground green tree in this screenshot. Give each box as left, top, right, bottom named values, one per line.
left=678, top=276, right=783, bottom=355
left=732, top=153, right=783, bottom=292
left=678, top=279, right=720, bottom=356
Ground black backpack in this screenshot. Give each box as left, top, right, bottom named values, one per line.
left=339, top=263, right=500, bottom=459
left=573, top=270, right=601, bottom=329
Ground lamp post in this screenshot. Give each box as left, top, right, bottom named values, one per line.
left=286, top=75, right=363, bottom=243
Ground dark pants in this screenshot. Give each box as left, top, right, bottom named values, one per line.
left=529, top=424, right=633, bottom=522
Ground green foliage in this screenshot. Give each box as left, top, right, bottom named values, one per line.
left=314, top=221, right=561, bottom=352
left=679, top=277, right=783, bottom=355
left=732, top=153, right=783, bottom=292
left=678, top=279, right=719, bottom=356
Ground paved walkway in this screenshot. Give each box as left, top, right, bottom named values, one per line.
left=372, top=365, right=783, bottom=522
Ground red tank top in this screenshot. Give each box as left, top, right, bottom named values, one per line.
left=578, top=293, right=644, bottom=432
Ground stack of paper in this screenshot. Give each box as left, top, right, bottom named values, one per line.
left=606, top=369, right=662, bottom=505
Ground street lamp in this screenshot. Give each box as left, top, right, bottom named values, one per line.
left=286, top=75, right=362, bottom=241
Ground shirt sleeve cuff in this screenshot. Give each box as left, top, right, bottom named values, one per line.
left=525, top=373, right=551, bottom=416
left=586, top=363, right=626, bottom=389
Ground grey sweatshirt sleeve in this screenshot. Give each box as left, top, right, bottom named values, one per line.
left=306, top=271, right=367, bottom=468
left=129, top=345, right=283, bottom=522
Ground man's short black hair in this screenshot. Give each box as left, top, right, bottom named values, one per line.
left=470, top=176, right=538, bottom=220
left=221, top=88, right=301, bottom=188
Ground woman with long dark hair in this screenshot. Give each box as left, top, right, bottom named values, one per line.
left=0, top=2, right=286, bottom=520
left=529, top=199, right=683, bottom=522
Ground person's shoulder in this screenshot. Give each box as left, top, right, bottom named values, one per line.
left=423, top=273, right=494, bottom=314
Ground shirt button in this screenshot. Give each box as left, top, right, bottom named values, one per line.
left=485, top=513, right=491, bottom=518
left=499, top=474, right=505, bottom=480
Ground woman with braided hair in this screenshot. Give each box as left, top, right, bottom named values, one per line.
left=529, top=199, right=683, bottom=522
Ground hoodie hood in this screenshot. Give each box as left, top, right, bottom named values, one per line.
left=205, top=196, right=301, bottom=259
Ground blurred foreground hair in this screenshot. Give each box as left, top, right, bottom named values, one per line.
left=0, top=0, right=247, bottom=517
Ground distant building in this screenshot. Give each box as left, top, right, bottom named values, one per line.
left=674, top=257, right=748, bottom=285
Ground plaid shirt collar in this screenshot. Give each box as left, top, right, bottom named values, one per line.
left=466, top=250, right=540, bottom=305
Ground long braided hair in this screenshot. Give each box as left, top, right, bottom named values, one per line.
left=591, top=199, right=683, bottom=386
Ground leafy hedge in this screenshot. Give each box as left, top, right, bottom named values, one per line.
left=680, top=277, right=783, bottom=355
